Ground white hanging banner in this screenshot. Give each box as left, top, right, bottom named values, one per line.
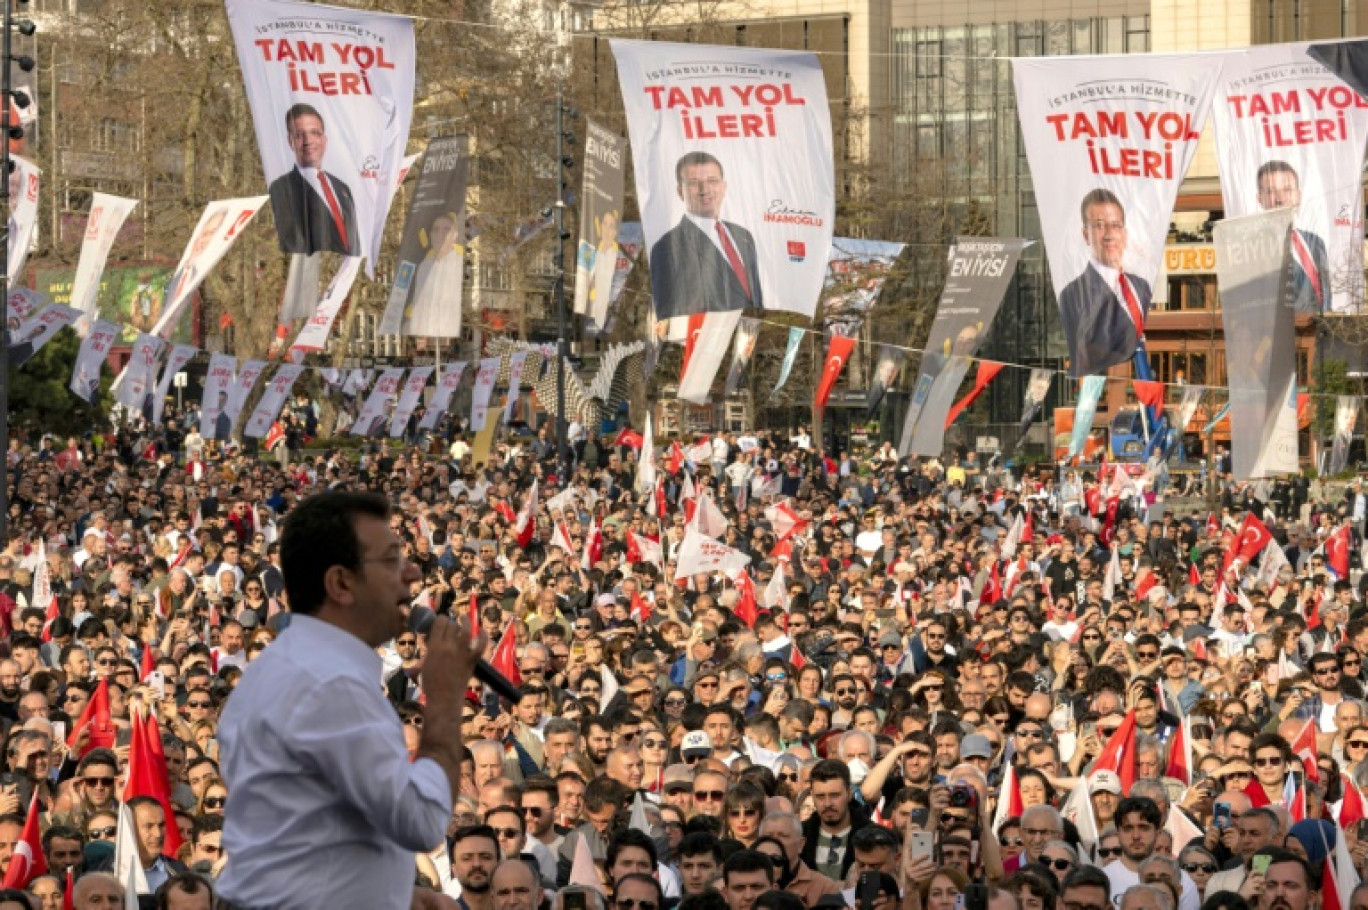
left=1013, top=53, right=1224, bottom=377
left=502, top=351, right=529, bottom=426
left=70, top=319, right=120, bottom=403
left=352, top=367, right=405, bottom=437
left=611, top=39, right=835, bottom=327
left=10, top=303, right=79, bottom=368
left=226, top=0, right=415, bottom=271
left=115, top=333, right=164, bottom=416
left=7, top=287, right=44, bottom=323
left=224, top=360, right=269, bottom=427
left=469, top=356, right=501, bottom=432
left=69, top=192, right=138, bottom=327
left=678, top=310, right=742, bottom=404
left=418, top=361, right=468, bottom=431
left=200, top=353, right=239, bottom=440
left=389, top=366, right=434, bottom=437
left=152, top=345, right=199, bottom=427
left=245, top=364, right=306, bottom=438
left=289, top=257, right=364, bottom=357
left=1331, top=395, right=1359, bottom=476
left=7, top=156, right=39, bottom=287
left=341, top=368, right=371, bottom=397
left=152, top=196, right=269, bottom=338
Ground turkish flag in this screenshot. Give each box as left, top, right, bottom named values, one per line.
left=1189, top=563, right=1201, bottom=587
left=1206, top=512, right=1220, bottom=538
left=1092, top=709, right=1138, bottom=795
left=1326, top=525, right=1351, bottom=580
left=680, top=314, right=707, bottom=378
left=614, top=428, right=644, bottom=449
left=1134, top=569, right=1157, bottom=601
left=0, top=792, right=45, bottom=888
left=630, top=590, right=652, bottom=623
left=1290, top=718, right=1319, bottom=784
left=1164, top=715, right=1191, bottom=785
left=515, top=481, right=539, bottom=548
left=468, top=593, right=481, bottom=639
left=814, top=334, right=857, bottom=412
left=1339, top=774, right=1365, bottom=829
left=733, top=572, right=759, bottom=628
left=40, top=595, right=59, bottom=643
left=1223, top=512, right=1273, bottom=574
left=489, top=627, right=522, bottom=690
left=668, top=443, right=684, bottom=475
left=123, top=709, right=183, bottom=856
left=944, top=361, right=1005, bottom=428
left=980, top=560, right=1002, bottom=609
left=1243, top=776, right=1272, bottom=808
left=1132, top=380, right=1165, bottom=413
left=140, top=645, right=156, bottom=683
left=67, top=678, right=115, bottom=757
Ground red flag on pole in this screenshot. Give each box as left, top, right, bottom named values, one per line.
left=813, top=334, right=857, bottom=412
left=1326, top=525, right=1351, bottom=580
left=140, top=645, right=156, bottom=683
left=66, top=678, right=115, bottom=757
left=489, top=627, right=522, bottom=690
left=123, top=709, right=183, bottom=856
left=733, top=572, right=758, bottom=628
left=613, top=428, right=644, bottom=449
left=0, top=792, right=45, bottom=888
left=1290, top=718, right=1319, bottom=784
left=1132, top=380, right=1165, bottom=413
left=944, top=361, right=1005, bottom=428
left=468, top=593, right=481, bottom=639
left=1092, top=709, right=1139, bottom=795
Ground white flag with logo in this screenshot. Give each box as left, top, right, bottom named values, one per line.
left=418, top=361, right=468, bottom=431
left=70, top=320, right=119, bottom=403
left=245, top=364, right=306, bottom=438
left=389, top=366, right=434, bottom=437
left=7, top=156, right=40, bottom=287
left=224, top=360, right=268, bottom=427
left=674, top=527, right=751, bottom=581
left=70, top=193, right=138, bottom=326
left=469, top=356, right=501, bottom=431
left=152, top=345, right=198, bottom=427
left=10, top=304, right=79, bottom=367
left=289, top=257, right=363, bottom=357
left=116, top=334, right=165, bottom=415
left=352, top=367, right=405, bottom=437
left=678, top=311, right=742, bottom=404
left=636, top=413, right=656, bottom=494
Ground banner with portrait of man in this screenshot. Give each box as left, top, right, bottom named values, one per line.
left=226, top=0, right=415, bottom=272
left=200, top=354, right=239, bottom=441
left=151, top=197, right=268, bottom=339
left=1331, top=395, right=1359, bottom=476
left=573, top=119, right=626, bottom=331
left=70, top=320, right=119, bottom=403
left=378, top=136, right=469, bottom=338
left=821, top=237, right=906, bottom=337
left=1013, top=54, right=1225, bottom=377
left=69, top=193, right=137, bottom=328
left=1214, top=43, right=1368, bottom=314
left=611, top=39, right=835, bottom=330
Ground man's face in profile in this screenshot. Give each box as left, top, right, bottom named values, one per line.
left=679, top=161, right=726, bottom=219
left=1082, top=201, right=1126, bottom=269
left=288, top=113, right=327, bottom=169
left=1258, top=169, right=1300, bottom=210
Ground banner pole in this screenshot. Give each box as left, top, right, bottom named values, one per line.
left=554, top=84, right=569, bottom=479
left=0, top=0, right=13, bottom=544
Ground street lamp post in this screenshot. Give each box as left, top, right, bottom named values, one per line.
left=553, top=88, right=577, bottom=482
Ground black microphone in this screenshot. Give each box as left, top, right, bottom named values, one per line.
left=474, top=659, right=523, bottom=703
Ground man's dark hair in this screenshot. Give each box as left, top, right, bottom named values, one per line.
left=1262, top=849, right=1316, bottom=888
left=153, top=872, right=213, bottom=910
left=675, top=151, right=723, bottom=184
left=678, top=889, right=730, bottom=910
left=1060, top=866, right=1111, bottom=902
left=679, top=832, right=724, bottom=864
left=607, top=828, right=658, bottom=874
left=284, top=102, right=324, bottom=133
left=584, top=776, right=629, bottom=814
left=522, top=774, right=560, bottom=807
left=192, top=813, right=223, bottom=843
left=41, top=824, right=82, bottom=852
left=280, top=492, right=390, bottom=615
left=1256, top=160, right=1299, bottom=188
left=485, top=804, right=525, bottom=833
left=809, top=758, right=850, bottom=788
left=722, top=850, right=775, bottom=886
left=1079, top=188, right=1124, bottom=225
left=1113, top=796, right=1163, bottom=831
left=125, top=795, right=163, bottom=818
left=615, top=873, right=664, bottom=906
left=76, top=749, right=119, bottom=775
left=450, top=824, right=500, bottom=854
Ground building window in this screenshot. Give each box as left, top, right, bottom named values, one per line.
left=1165, top=275, right=1218, bottom=311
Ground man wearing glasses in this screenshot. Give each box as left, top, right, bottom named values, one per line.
left=1307, top=652, right=1346, bottom=729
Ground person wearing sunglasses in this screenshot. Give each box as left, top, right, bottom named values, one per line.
left=1177, top=844, right=1219, bottom=902
left=612, top=872, right=664, bottom=910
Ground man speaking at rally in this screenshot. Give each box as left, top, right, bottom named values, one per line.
left=268, top=103, right=361, bottom=256
left=216, top=491, right=484, bottom=909
left=1256, top=159, right=1329, bottom=313
left=650, top=151, right=764, bottom=320
left=1058, top=188, right=1151, bottom=377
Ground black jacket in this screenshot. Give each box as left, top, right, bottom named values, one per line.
left=1057, top=262, right=1150, bottom=378
left=799, top=797, right=874, bottom=880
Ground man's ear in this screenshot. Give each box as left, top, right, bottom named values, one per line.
left=321, top=563, right=355, bottom=609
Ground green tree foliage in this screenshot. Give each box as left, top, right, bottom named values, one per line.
left=8, top=332, right=109, bottom=436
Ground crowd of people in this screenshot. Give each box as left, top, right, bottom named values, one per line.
left=0, top=414, right=1365, bottom=910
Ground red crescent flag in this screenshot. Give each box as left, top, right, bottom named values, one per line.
left=40, top=595, right=59, bottom=643
left=1339, top=774, right=1365, bottom=829
left=1206, top=512, right=1220, bottom=538
left=733, top=572, right=758, bottom=628
left=680, top=314, right=706, bottom=378
left=140, top=645, right=156, bottom=683
left=67, top=678, right=115, bottom=757
left=489, top=627, right=522, bottom=690
left=1223, top=513, right=1273, bottom=575
left=613, top=428, right=644, bottom=449
left=1163, top=715, right=1191, bottom=785
left=1092, top=709, right=1138, bottom=795
left=515, top=481, right=539, bottom=548
left=654, top=477, right=668, bottom=519
left=581, top=520, right=604, bottom=571
left=765, top=502, right=808, bottom=541
left=123, top=709, right=183, bottom=856
left=1291, top=718, right=1319, bottom=784
left=1326, top=525, right=1351, bottom=580
left=1243, top=776, right=1272, bottom=808
left=944, top=361, right=1005, bottom=428
left=1132, top=380, right=1165, bottom=413
left=980, top=560, right=1002, bottom=609
left=0, top=792, right=45, bottom=888
left=1189, top=563, right=1201, bottom=587
left=813, top=334, right=857, bottom=412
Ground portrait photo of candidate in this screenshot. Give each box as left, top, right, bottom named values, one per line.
left=649, top=151, right=763, bottom=321
left=1257, top=160, right=1330, bottom=314
left=1058, top=188, right=1151, bottom=378
left=404, top=212, right=465, bottom=337
left=268, top=103, right=360, bottom=257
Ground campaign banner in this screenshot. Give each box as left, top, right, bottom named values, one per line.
left=469, top=356, right=501, bottom=431
left=117, top=334, right=165, bottom=416
left=502, top=352, right=528, bottom=426
left=678, top=311, right=741, bottom=405
left=1331, top=395, right=1358, bottom=476
left=589, top=221, right=646, bottom=338
left=866, top=345, right=906, bottom=417
left=224, top=360, right=268, bottom=428
left=1218, top=43, right=1368, bottom=313
left=822, top=237, right=906, bottom=336
left=673, top=527, right=751, bottom=581
left=723, top=317, right=761, bottom=396
left=389, top=366, right=434, bottom=437
left=70, top=320, right=119, bottom=403
left=10, top=304, right=79, bottom=368
left=1175, top=386, right=1206, bottom=434
left=418, top=361, right=468, bottom=431
left=1069, top=376, right=1108, bottom=457
left=226, top=0, right=415, bottom=271
left=1018, top=368, right=1055, bottom=438
left=152, top=344, right=198, bottom=426
left=769, top=327, right=804, bottom=401
left=352, top=367, right=405, bottom=437
left=290, top=257, right=363, bottom=356
left=612, top=39, right=835, bottom=326
left=574, top=119, right=627, bottom=330
left=69, top=193, right=138, bottom=326
left=1214, top=209, right=1299, bottom=479
left=7, top=287, right=43, bottom=326
left=245, top=364, right=306, bottom=438
left=1013, top=54, right=1224, bottom=377
left=379, top=136, right=469, bottom=337
left=152, top=197, right=269, bottom=338
left=7, top=156, right=39, bottom=287
left=342, top=368, right=371, bottom=397
left=900, top=239, right=1029, bottom=457
left=200, top=354, right=238, bottom=440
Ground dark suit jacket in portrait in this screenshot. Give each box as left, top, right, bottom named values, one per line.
left=1287, top=227, right=1331, bottom=314
left=268, top=167, right=361, bottom=257
left=650, top=217, right=763, bottom=321
left=1058, top=262, right=1151, bottom=378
